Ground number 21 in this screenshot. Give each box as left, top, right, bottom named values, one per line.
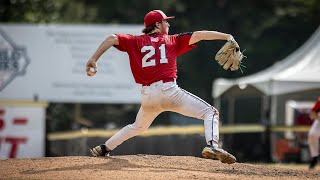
left=141, top=44, right=168, bottom=67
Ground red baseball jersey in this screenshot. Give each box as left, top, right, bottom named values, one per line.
left=312, top=98, right=320, bottom=112
left=114, top=32, right=196, bottom=85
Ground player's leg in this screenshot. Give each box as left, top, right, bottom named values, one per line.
left=107, top=107, right=160, bottom=148
left=161, top=85, right=219, bottom=146
left=91, top=86, right=161, bottom=157
left=161, top=85, right=236, bottom=164
left=91, top=106, right=161, bottom=157
left=308, top=120, right=320, bottom=169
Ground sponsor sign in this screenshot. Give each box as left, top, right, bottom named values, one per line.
left=0, top=24, right=142, bottom=103
left=0, top=103, right=46, bottom=159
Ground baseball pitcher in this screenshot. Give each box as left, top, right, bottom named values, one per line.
left=86, top=10, right=238, bottom=164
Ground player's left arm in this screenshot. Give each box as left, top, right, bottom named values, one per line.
left=189, top=31, right=234, bottom=45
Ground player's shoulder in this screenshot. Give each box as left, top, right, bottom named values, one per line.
left=117, top=33, right=143, bottom=39
left=131, top=34, right=151, bottom=40
left=177, top=32, right=193, bottom=37
left=169, top=32, right=193, bottom=41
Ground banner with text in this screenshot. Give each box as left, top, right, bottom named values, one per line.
left=0, top=102, right=46, bottom=159
left=0, top=24, right=142, bottom=103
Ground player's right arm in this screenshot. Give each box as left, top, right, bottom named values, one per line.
left=86, top=34, right=119, bottom=76
left=189, top=31, right=234, bottom=45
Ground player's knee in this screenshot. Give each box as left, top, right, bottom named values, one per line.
left=203, top=106, right=220, bottom=123
left=212, top=106, right=220, bottom=123
left=212, top=106, right=219, bottom=117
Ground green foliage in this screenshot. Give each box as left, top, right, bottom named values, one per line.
left=1, top=0, right=319, bottom=102
left=0, top=0, right=97, bottom=23
left=46, top=103, right=73, bottom=132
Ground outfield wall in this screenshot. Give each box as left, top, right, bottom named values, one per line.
left=47, top=125, right=311, bottom=162
left=0, top=24, right=142, bottom=159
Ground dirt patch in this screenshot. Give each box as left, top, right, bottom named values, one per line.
left=0, top=155, right=319, bottom=180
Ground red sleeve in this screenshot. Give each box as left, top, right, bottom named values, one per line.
left=312, top=98, right=320, bottom=112
left=175, top=32, right=197, bottom=56
left=114, top=34, right=134, bottom=52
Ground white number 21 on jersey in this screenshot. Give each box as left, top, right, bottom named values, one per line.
left=141, top=44, right=168, bottom=67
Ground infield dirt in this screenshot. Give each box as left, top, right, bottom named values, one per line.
left=0, top=155, right=319, bottom=179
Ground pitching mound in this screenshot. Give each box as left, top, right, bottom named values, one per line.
left=0, top=155, right=319, bottom=179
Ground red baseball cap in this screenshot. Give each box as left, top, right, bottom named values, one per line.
left=144, top=10, right=175, bottom=27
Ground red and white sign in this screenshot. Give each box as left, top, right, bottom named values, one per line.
left=0, top=103, right=46, bottom=159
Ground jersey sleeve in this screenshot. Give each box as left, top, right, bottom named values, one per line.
left=175, top=32, right=197, bottom=56
left=114, top=34, right=134, bottom=52
left=312, top=98, right=320, bottom=112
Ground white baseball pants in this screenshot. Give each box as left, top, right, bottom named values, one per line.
left=105, top=80, right=220, bottom=150
left=308, top=119, right=320, bottom=157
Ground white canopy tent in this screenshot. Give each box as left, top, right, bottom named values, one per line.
left=213, top=25, right=320, bottom=99
left=212, top=25, right=320, bottom=126
left=212, top=26, right=320, bottom=162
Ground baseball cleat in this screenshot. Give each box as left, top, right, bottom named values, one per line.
left=202, top=146, right=236, bottom=164
left=90, top=144, right=111, bottom=157
left=309, top=156, right=318, bottom=170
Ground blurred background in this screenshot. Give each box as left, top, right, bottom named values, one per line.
left=0, top=0, right=320, bottom=163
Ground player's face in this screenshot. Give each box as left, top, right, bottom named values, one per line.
left=159, top=20, right=170, bottom=34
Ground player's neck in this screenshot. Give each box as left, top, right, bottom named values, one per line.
left=148, top=29, right=162, bottom=35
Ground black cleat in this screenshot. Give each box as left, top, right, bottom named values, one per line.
left=202, top=145, right=237, bottom=164
left=90, top=144, right=111, bottom=157
left=309, top=156, right=318, bottom=170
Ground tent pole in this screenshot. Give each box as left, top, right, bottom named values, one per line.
left=270, top=94, right=278, bottom=162
left=214, top=96, right=221, bottom=112
left=228, top=96, right=235, bottom=124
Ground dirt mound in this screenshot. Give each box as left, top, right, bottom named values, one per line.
left=0, top=155, right=319, bottom=179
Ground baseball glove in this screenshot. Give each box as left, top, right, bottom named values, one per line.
left=215, top=40, right=245, bottom=72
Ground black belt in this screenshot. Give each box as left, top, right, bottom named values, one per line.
left=142, top=78, right=175, bottom=86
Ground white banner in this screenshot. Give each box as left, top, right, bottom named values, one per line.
left=0, top=24, right=142, bottom=103
left=0, top=102, right=47, bottom=159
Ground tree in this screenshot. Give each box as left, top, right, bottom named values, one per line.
left=1, top=0, right=319, bottom=102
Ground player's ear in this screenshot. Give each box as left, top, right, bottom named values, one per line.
left=155, top=21, right=162, bottom=29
